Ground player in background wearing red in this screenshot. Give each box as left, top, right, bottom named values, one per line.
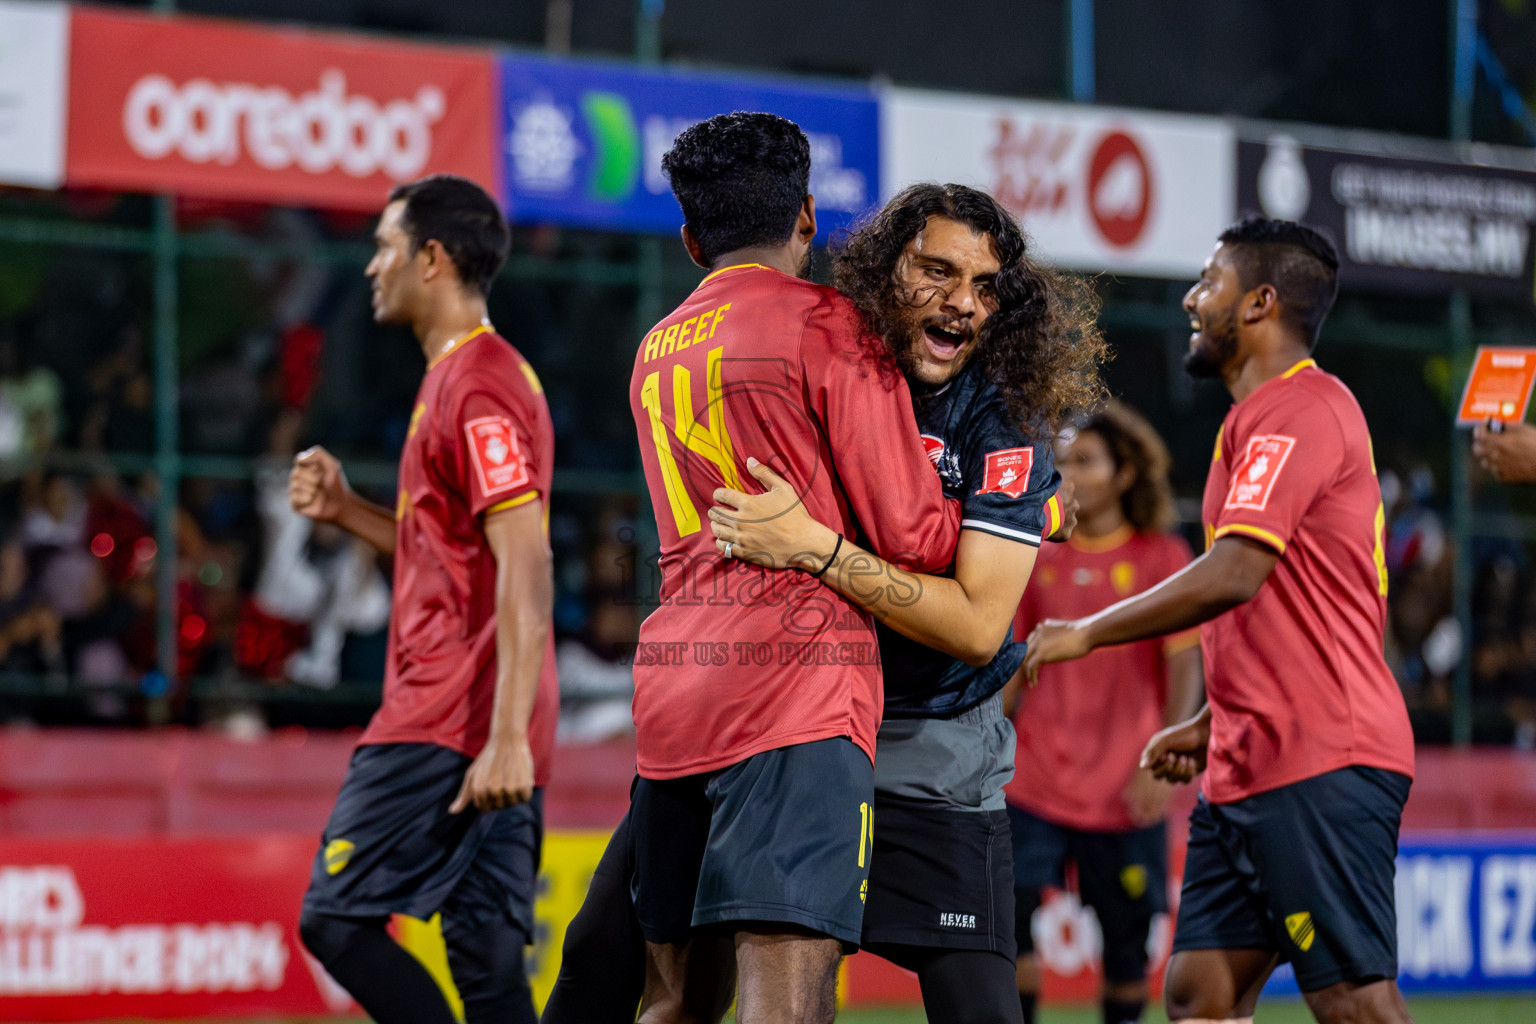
left=625, top=114, right=961, bottom=1024
left=1024, top=218, right=1415, bottom=1024
left=290, top=175, right=559, bottom=1024
left=1000, top=402, right=1203, bottom=1024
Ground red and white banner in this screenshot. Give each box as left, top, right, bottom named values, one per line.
left=0, top=836, right=350, bottom=1021
left=65, top=8, right=498, bottom=210
left=881, top=87, right=1234, bottom=278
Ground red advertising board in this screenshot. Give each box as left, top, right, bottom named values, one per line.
left=0, top=836, right=351, bottom=1020
left=65, top=8, right=498, bottom=210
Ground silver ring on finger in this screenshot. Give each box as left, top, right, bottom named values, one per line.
left=724, top=541, right=734, bottom=560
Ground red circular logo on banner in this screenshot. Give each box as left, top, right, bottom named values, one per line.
left=1087, top=130, right=1152, bottom=249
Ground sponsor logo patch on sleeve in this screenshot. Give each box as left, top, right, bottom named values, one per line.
left=1224, top=434, right=1296, bottom=511
left=465, top=416, right=530, bottom=497
left=975, top=447, right=1034, bottom=499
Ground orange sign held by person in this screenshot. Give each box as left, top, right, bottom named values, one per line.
left=1457, top=346, right=1536, bottom=426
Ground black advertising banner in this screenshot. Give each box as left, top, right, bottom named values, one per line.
left=1237, top=136, right=1536, bottom=302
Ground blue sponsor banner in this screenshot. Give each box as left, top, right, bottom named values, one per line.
left=1259, top=833, right=1536, bottom=999
left=498, top=54, right=878, bottom=238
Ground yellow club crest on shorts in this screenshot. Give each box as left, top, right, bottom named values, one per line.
left=1120, top=864, right=1148, bottom=900
left=860, top=880, right=868, bottom=904
left=1286, top=911, right=1316, bottom=952
left=324, top=839, right=356, bottom=876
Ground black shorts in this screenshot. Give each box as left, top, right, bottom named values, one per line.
left=1007, top=803, right=1167, bottom=982
left=1172, top=766, right=1410, bottom=992
left=301, top=743, right=544, bottom=938
left=629, top=737, right=873, bottom=948
left=860, top=800, right=1015, bottom=957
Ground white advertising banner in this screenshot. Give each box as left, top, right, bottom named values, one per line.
left=0, top=0, right=68, bottom=189
left=882, top=88, right=1234, bottom=278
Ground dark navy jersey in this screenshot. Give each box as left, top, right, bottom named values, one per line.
left=881, top=360, right=1063, bottom=719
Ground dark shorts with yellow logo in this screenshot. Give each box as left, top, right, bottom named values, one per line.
left=629, top=737, right=873, bottom=949
left=301, top=743, right=543, bottom=939
left=1008, top=803, right=1167, bottom=982
left=1172, top=766, right=1410, bottom=992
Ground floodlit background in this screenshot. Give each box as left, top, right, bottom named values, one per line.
left=0, top=0, right=1534, bottom=1018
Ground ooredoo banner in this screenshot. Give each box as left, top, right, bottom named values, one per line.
left=0, top=0, right=68, bottom=189
left=500, top=54, right=879, bottom=238
left=65, top=8, right=498, bottom=210
left=882, top=88, right=1234, bottom=278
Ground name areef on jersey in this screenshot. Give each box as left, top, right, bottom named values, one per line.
left=628, top=263, right=960, bottom=780
left=879, top=360, right=1065, bottom=718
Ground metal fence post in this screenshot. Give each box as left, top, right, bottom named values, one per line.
left=1449, top=291, right=1475, bottom=746
left=1448, top=0, right=1477, bottom=745
left=150, top=194, right=180, bottom=722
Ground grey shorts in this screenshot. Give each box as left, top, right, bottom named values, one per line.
left=873, top=692, right=1017, bottom=811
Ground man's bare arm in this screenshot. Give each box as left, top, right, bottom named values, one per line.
left=451, top=499, right=551, bottom=813
left=289, top=446, right=397, bottom=555
left=709, top=460, right=1036, bottom=667
left=1022, top=536, right=1278, bottom=681
left=818, top=528, right=1037, bottom=668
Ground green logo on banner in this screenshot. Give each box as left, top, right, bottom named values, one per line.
left=581, top=92, right=640, bottom=202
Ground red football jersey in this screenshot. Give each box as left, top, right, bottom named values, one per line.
left=629, top=264, right=960, bottom=780
left=1008, top=528, right=1197, bottom=831
left=1199, top=359, right=1413, bottom=803
left=360, top=329, right=560, bottom=784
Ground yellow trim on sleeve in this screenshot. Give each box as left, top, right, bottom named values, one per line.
left=1280, top=358, right=1318, bottom=379
left=485, top=490, right=540, bottom=515
left=1163, top=630, right=1202, bottom=656
left=1212, top=523, right=1287, bottom=554
left=1045, top=493, right=1063, bottom=539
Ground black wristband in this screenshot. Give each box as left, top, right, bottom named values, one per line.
left=809, top=533, right=844, bottom=579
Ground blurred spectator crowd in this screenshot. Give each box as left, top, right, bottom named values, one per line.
left=1, top=195, right=1534, bottom=747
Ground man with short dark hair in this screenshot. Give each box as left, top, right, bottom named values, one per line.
left=291, top=174, right=559, bottom=1024
left=1024, top=218, right=1416, bottom=1024
left=625, top=112, right=962, bottom=1024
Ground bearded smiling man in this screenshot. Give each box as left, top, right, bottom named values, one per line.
left=1025, top=218, right=1416, bottom=1024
